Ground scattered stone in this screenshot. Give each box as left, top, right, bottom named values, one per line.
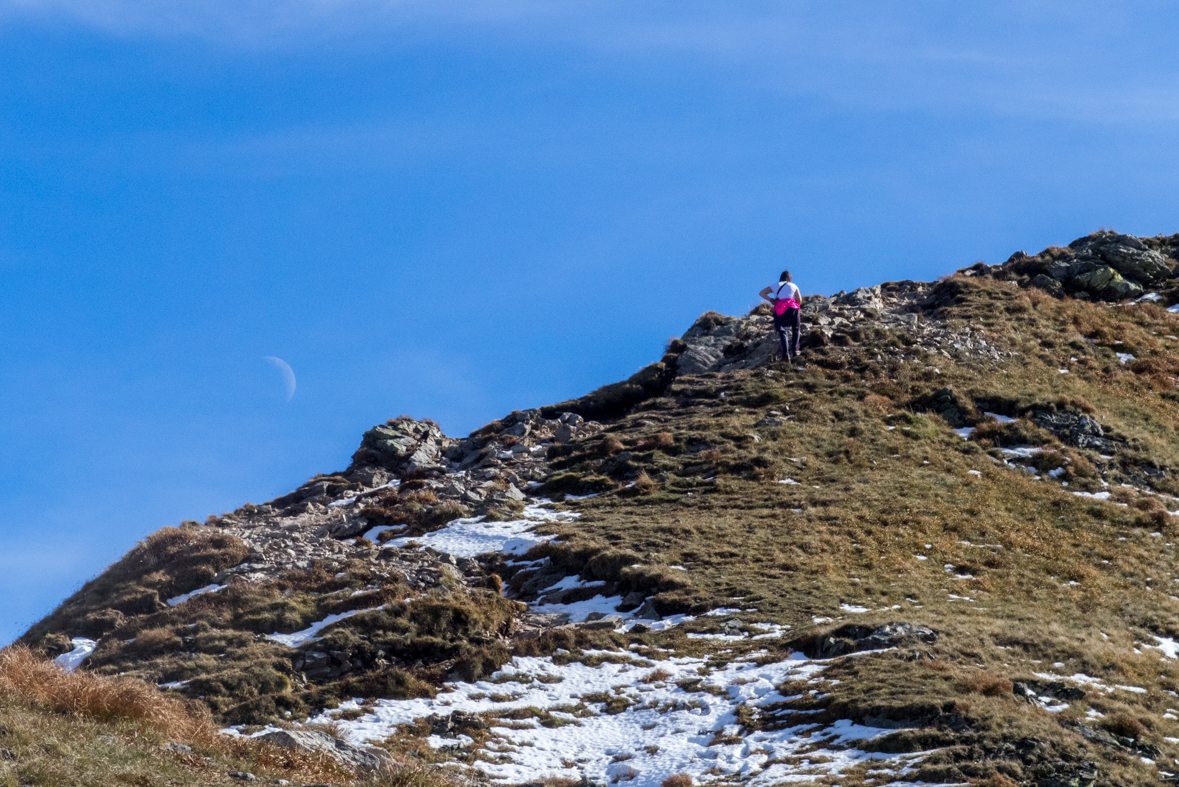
left=259, top=729, right=395, bottom=773
left=429, top=710, right=487, bottom=736
left=807, top=622, right=938, bottom=658
left=579, top=615, right=622, bottom=630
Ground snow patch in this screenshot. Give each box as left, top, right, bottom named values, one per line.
left=266, top=606, right=380, bottom=648
left=389, top=503, right=578, bottom=558
left=315, top=653, right=914, bottom=785
left=167, top=583, right=224, bottom=606
left=53, top=638, right=97, bottom=673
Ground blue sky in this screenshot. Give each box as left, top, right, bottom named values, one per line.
left=3, top=1, right=1179, bottom=645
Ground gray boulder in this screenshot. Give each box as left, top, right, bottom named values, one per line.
left=351, top=418, right=452, bottom=474
left=258, top=729, right=395, bottom=773
left=676, top=344, right=726, bottom=375
left=1087, top=233, right=1172, bottom=284
left=1028, top=274, right=1063, bottom=296
left=1067, top=265, right=1142, bottom=301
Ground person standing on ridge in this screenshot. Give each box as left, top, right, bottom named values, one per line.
left=760, top=271, right=803, bottom=362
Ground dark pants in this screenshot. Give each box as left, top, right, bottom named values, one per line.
left=773, top=308, right=801, bottom=359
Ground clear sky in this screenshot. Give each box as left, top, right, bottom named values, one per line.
left=3, top=1, right=1179, bottom=645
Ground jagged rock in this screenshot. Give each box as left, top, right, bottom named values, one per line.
left=1011, top=232, right=1174, bottom=302
left=1031, top=410, right=1118, bottom=454
left=351, top=418, right=452, bottom=474
left=808, top=622, right=937, bottom=658
left=617, top=591, right=645, bottom=611
left=348, top=466, right=391, bottom=489
left=634, top=599, right=662, bottom=620
left=835, top=285, right=883, bottom=310
left=678, top=316, right=743, bottom=374
left=259, top=729, right=395, bottom=773
left=1076, top=232, right=1172, bottom=285
left=1068, top=265, right=1143, bottom=301
left=1029, top=274, right=1063, bottom=296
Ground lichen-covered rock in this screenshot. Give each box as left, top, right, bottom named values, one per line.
left=1074, top=231, right=1172, bottom=285
left=1067, top=264, right=1143, bottom=301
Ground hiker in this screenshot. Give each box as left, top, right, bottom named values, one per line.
left=760, top=271, right=803, bottom=361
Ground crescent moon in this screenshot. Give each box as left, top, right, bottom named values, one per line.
left=263, top=356, right=296, bottom=401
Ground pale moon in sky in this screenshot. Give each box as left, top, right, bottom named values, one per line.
left=263, top=356, right=296, bottom=401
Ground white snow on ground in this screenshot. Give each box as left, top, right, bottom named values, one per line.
left=1030, top=671, right=1146, bottom=695
left=840, top=603, right=871, bottom=613
left=166, top=583, right=225, bottom=606
left=1073, top=491, right=1112, bottom=501
left=1116, top=352, right=1136, bottom=364
left=985, top=412, right=1017, bottom=424
left=53, top=638, right=97, bottom=673
left=316, top=652, right=913, bottom=785
left=532, top=594, right=628, bottom=623
left=1000, top=446, right=1044, bottom=460
left=543, top=575, right=607, bottom=594
left=953, top=427, right=975, bottom=439
left=330, top=480, right=400, bottom=507
left=388, top=503, right=578, bottom=558
left=1169, top=304, right=1179, bottom=314
left=363, top=524, right=405, bottom=540
left=265, top=606, right=379, bottom=648
left=1148, top=636, right=1179, bottom=659
left=777, top=478, right=800, bottom=485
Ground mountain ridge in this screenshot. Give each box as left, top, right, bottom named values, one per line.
left=13, top=228, right=1179, bottom=787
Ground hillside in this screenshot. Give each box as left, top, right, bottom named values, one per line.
left=15, top=229, right=1179, bottom=787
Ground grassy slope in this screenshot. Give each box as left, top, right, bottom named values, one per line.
left=509, top=276, right=1179, bottom=784
left=14, top=272, right=1179, bottom=785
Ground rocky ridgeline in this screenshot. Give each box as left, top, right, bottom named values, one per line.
left=1000, top=231, right=1179, bottom=301
left=206, top=231, right=1178, bottom=598
left=675, top=279, right=1007, bottom=374
left=207, top=411, right=605, bottom=593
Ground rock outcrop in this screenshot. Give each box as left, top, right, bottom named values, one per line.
left=1003, top=231, right=1178, bottom=301
left=258, top=729, right=395, bottom=773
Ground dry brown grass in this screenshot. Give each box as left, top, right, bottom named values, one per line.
left=602, top=436, right=626, bottom=456
left=400, top=488, right=440, bottom=506
left=637, top=432, right=675, bottom=451
left=0, top=645, right=371, bottom=785
left=0, top=645, right=212, bottom=739
left=633, top=471, right=659, bottom=493
left=661, top=773, right=692, bottom=787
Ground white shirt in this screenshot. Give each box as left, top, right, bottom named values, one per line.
left=771, top=281, right=800, bottom=302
